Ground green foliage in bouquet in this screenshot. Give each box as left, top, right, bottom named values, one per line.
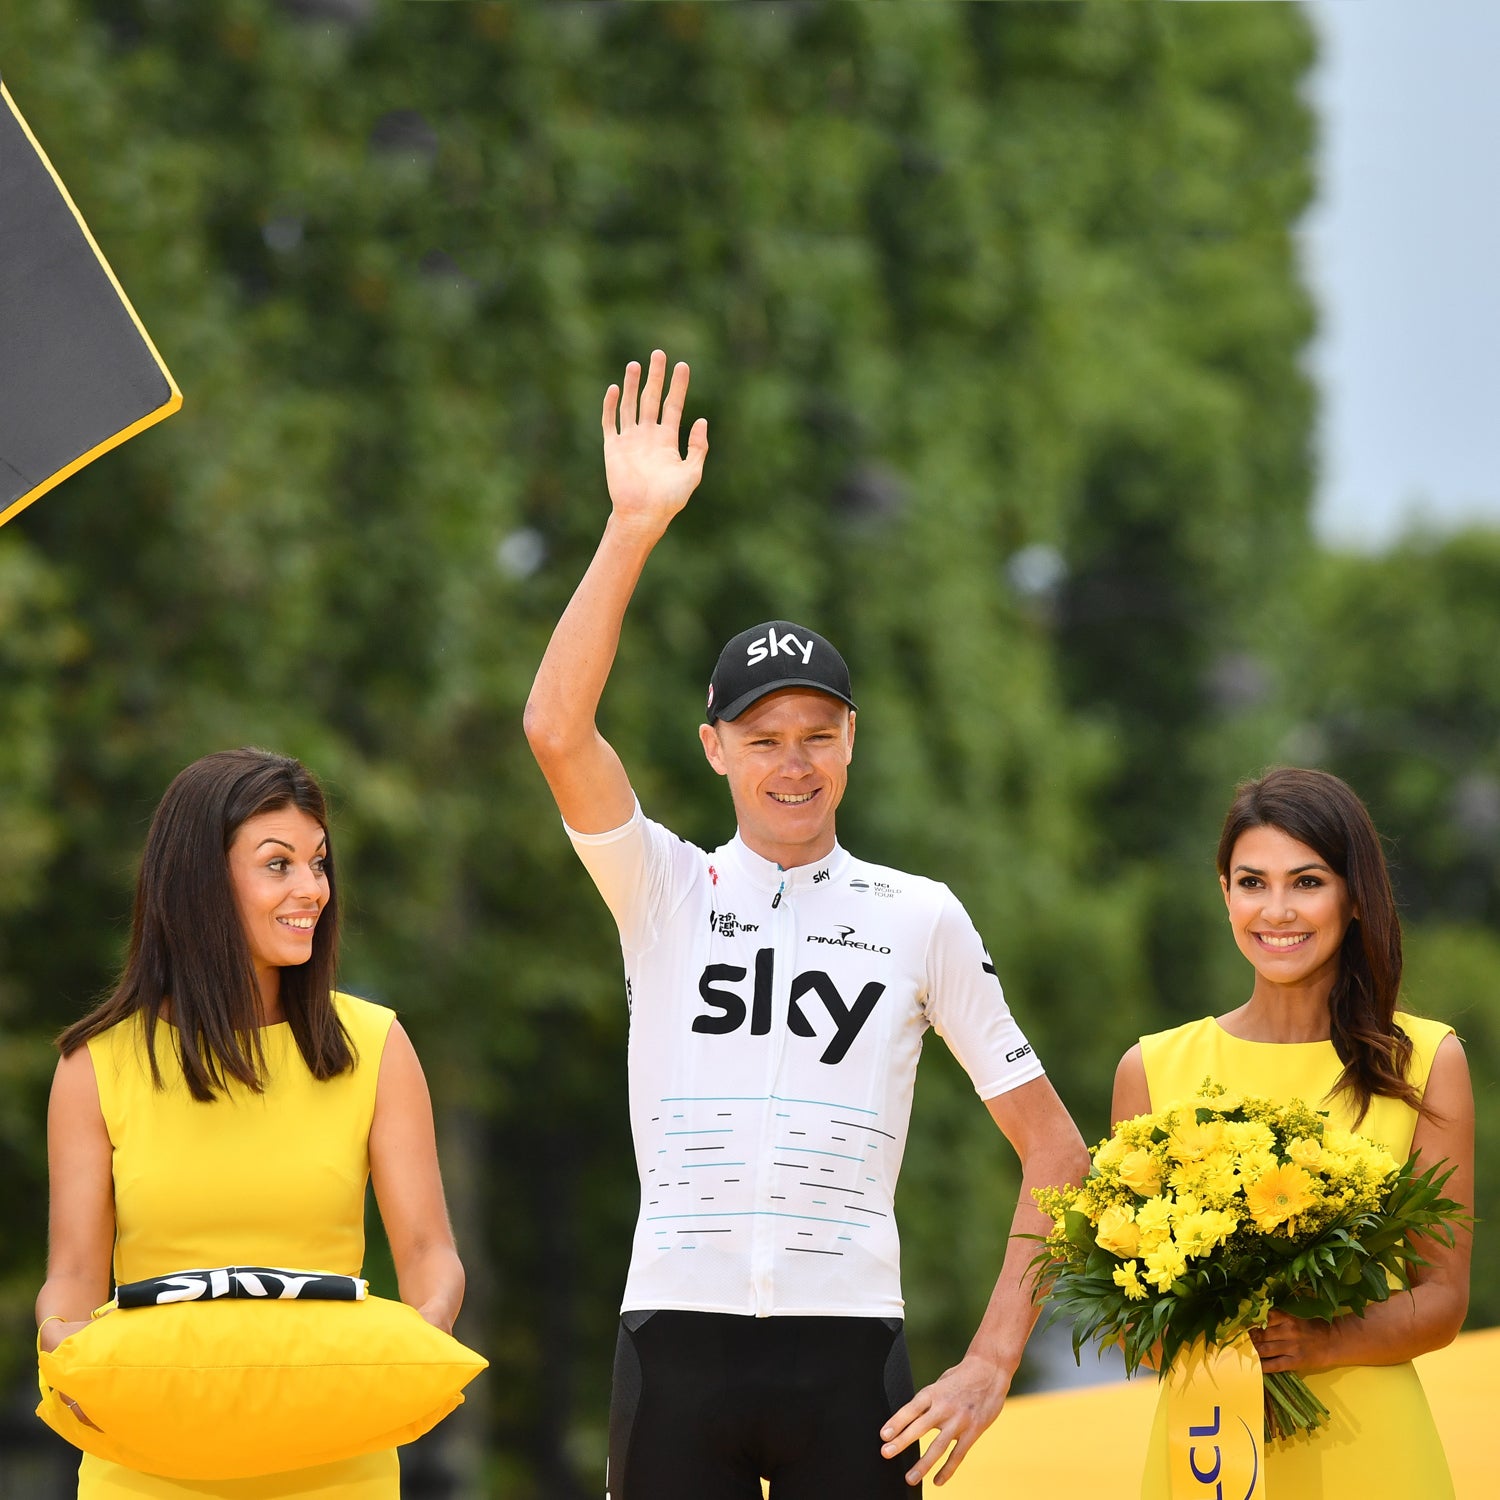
left=1031, top=1082, right=1466, bottom=1441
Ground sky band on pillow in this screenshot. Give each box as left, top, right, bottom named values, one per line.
left=0, top=77, right=181, bottom=528
left=114, top=1268, right=369, bottom=1308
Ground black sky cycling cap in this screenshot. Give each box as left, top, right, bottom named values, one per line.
left=706, top=621, right=856, bottom=723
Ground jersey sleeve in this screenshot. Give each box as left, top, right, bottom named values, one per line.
left=923, top=886, right=1045, bottom=1100
left=565, top=800, right=702, bottom=954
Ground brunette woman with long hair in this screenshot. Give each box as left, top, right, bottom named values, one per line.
left=1113, top=766, right=1473, bottom=1499
left=36, top=748, right=465, bottom=1499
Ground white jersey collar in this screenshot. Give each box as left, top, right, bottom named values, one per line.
left=726, top=831, right=851, bottom=894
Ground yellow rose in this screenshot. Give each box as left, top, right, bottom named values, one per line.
left=1118, top=1148, right=1164, bottom=1196
left=1096, top=1204, right=1141, bottom=1258
left=1093, top=1134, right=1130, bottom=1170
left=1286, top=1136, right=1324, bottom=1170
left=1321, top=1126, right=1361, bottom=1155
left=1357, top=1141, right=1399, bottom=1179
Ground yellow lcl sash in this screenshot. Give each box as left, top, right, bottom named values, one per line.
left=1166, top=1337, right=1265, bottom=1500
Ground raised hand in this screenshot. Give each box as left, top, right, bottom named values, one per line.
left=601, top=349, right=709, bottom=537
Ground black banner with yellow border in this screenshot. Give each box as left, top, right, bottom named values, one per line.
left=0, top=77, right=180, bottom=527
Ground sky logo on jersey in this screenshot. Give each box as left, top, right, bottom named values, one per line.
left=746, top=627, right=816, bottom=666
left=693, top=950, right=885, bottom=1064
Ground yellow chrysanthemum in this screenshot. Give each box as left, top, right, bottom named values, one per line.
left=1112, top=1260, right=1148, bottom=1301
left=1224, top=1120, right=1275, bottom=1155
left=1321, top=1127, right=1396, bottom=1176
left=1236, top=1145, right=1278, bottom=1183
left=1167, top=1118, right=1226, bottom=1163
left=1118, top=1148, right=1164, bottom=1197
left=1142, top=1242, right=1188, bottom=1292
left=1135, top=1196, right=1175, bottom=1250
left=1168, top=1155, right=1239, bottom=1205
left=1174, top=1208, right=1240, bottom=1259
left=1197, top=1158, right=1242, bottom=1205
left=1096, top=1204, right=1140, bottom=1258
left=1245, top=1162, right=1317, bottom=1231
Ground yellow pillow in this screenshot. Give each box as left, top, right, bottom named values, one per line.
left=36, top=1295, right=486, bottom=1480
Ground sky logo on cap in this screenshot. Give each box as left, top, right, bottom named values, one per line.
left=746, top=628, right=815, bottom=667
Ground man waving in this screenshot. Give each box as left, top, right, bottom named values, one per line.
left=525, top=350, right=1087, bottom=1496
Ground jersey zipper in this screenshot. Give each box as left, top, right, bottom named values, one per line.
left=752, top=867, right=793, bottom=1316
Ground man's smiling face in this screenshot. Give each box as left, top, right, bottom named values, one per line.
left=699, top=688, right=855, bottom=868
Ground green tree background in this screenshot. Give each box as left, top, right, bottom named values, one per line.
left=0, top=3, right=1491, bottom=1495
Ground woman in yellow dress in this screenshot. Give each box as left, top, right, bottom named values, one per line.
left=35, top=748, right=466, bottom=1498
left=1113, top=767, right=1473, bottom=1499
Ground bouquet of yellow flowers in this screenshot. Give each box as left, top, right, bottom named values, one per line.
left=1031, top=1081, right=1464, bottom=1440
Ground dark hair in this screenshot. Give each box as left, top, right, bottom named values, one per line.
left=59, top=748, right=353, bottom=1101
left=1217, top=766, right=1420, bottom=1124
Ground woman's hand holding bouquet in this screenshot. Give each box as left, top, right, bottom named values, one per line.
left=1030, top=1081, right=1465, bottom=1440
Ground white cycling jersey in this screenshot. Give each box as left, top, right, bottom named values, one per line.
left=567, top=802, right=1046, bottom=1319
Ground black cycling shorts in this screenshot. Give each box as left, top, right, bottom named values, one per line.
left=606, top=1309, right=921, bottom=1500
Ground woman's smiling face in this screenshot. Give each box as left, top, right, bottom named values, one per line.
left=1221, top=823, right=1357, bottom=991
left=227, top=805, right=330, bottom=989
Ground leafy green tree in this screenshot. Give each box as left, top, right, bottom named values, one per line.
left=1268, top=531, right=1500, bottom=1328
left=0, top=2, right=1322, bottom=1492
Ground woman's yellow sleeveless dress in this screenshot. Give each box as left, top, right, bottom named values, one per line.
left=1136, top=1010, right=1456, bottom=1500
left=78, top=993, right=400, bottom=1499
